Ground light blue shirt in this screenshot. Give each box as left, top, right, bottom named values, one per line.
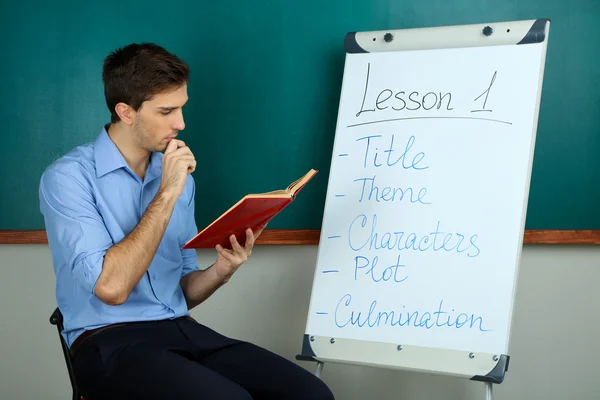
left=39, top=125, right=200, bottom=348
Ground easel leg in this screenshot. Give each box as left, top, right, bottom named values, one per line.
left=485, top=382, right=493, bottom=400
left=315, top=362, right=324, bottom=378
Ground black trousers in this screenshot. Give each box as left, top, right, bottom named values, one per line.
left=72, top=317, right=334, bottom=400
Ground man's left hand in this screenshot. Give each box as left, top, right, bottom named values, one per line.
left=214, top=224, right=266, bottom=282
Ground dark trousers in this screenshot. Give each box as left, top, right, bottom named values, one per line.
left=72, top=317, right=334, bottom=400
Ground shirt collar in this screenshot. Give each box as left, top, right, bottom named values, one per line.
left=146, top=150, right=163, bottom=183
left=94, top=125, right=127, bottom=178
left=94, top=124, right=163, bottom=181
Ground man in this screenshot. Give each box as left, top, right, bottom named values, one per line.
left=39, top=42, right=334, bottom=400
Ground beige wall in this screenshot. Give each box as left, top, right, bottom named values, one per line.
left=1, top=243, right=598, bottom=400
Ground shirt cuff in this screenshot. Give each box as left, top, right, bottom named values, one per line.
left=74, top=250, right=105, bottom=293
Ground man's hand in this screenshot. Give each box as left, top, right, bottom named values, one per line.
left=214, top=224, right=266, bottom=283
left=159, top=139, right=196, bottom=200
left=179, top=224, right=267, bottom=309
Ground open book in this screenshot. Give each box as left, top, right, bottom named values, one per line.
left=182, top=169, right=318, bottom=249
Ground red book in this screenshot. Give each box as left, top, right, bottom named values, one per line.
left=182, top=169, right=318, bottom=249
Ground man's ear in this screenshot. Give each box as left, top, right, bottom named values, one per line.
left=114, top=102, right=135, bottom=125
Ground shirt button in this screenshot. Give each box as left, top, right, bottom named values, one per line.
left=152, top=273, right=157, bottom=280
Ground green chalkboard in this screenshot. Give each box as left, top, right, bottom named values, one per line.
left=0, top=1, right=598, bottom=231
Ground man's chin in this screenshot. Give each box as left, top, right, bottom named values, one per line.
left=153, top=143, right=169, bottom=153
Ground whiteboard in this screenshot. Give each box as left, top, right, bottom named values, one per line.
left=300, top=19, right=550, bottom=383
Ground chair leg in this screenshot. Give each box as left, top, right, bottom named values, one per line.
left=57, top=333, right=81, bottom=399
left=50, top=308, right=82, bottom=400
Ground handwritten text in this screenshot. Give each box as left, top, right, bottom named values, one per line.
left=356, top=134, right=428, bottom=170
left=354, top=254, right=408, bottom=284
left=354, top=175, right=430, bottom=204
left=348, top=214, right=480, bottom=257
left=356, top=63, right=454, bottom=118
left=335, top=294, right=490, bottom=331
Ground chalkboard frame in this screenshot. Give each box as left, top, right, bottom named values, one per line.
left=2, top=229, right=600, bottom=245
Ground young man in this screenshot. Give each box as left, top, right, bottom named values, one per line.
left=39, top=42, right=334, bottom=400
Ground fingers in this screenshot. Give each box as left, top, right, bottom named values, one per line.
left=188, top=159, right=197, bottom=173
left=244, top=228, right=255, bottom=253
left=216, top=234, right=250, bottom=263
left=174, top=156, right=196, bottom=173
left=164, top=141, right=193, bottom=160
left=173, top=155, right=195, bottom=162
left=165, top=139, right=186, bottom=154
left=164, top=139, right=178, bottom=154
left=230, top=234, right=246, bottom=257
left=168, top=144, right=195, bottom=174
left=216, top=242, right=243, bottom=267
left=170, top=145, right=193, bottom=157
left=215, top=244, right=238, bottom=269
left=215, top=244, right=232, bottom=258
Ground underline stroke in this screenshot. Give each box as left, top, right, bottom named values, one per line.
left=347, top=116, right=513, bottom=128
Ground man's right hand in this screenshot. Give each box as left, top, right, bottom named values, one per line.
left=159, top=139, right=196, bottom=199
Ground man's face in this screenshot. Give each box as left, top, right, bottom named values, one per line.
left=132, top=84, right=188, bottom=153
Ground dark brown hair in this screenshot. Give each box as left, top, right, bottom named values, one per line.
left=102, top=43, right=190, bottom=123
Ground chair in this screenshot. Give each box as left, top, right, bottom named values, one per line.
left=49, top=307, right=84, bottom=400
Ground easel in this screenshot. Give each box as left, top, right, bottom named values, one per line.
left=299, top=358, right=496, bottom=400
left=485, top=382, right=493, bottom=400
left=314, top=361, right=324, bottom=379
left=295, top=16, right=548, bottom=400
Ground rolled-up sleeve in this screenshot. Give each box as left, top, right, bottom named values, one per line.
left=39, top=167, right=113, bottom=293
left=180, top=176, right=201, bottom=277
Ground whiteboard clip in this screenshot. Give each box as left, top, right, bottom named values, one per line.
left=397, top=345, right=403, bottom=351
left=482, top=25, right=493, bottom=36
left=469, top=352, right=475, bottom=359
left=383, top=32, right=394, bottom=43
left=330, top=338, right=336, bottom=344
